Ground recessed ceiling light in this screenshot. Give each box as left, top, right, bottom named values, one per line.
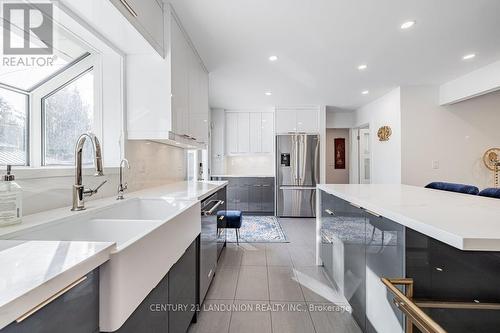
left=400, top=20, right=416, bottom=30
left=265, top=91, right=272, bottom=96
left=462, top=53, right=476, bottom=60
left=358, top=64, right=368, bottom=71
left=361, top=90, right=369, bottom=95
left=269, top=55, right=278, bottom=62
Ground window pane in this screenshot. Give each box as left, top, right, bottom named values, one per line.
left=0, top=88, right=28, bottom=166
left=43, top=70, right=94, bottom=165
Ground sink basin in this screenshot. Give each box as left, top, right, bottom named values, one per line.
left=94, top=198, right=186, bottom=220
left=9, top=196, right=202, bottom=331
left=15, top=218, right=162, bottom=248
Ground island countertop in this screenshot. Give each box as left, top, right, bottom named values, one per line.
left=317, top=184, right=500, bottom=251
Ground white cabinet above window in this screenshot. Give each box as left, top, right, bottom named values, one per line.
left=126, top=7, right=209, bottom=147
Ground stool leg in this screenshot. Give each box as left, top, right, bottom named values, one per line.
left=236, top=229, right=239, bottom=245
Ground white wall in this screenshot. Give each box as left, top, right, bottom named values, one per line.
left=354, top=88, right=402, bottom=184
left=401, top=86, right=500, bottom=188
left=326, top=110, right=355, bottom=128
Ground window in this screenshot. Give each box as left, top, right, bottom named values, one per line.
left=42, top=70, right=94, bottom=165
left=0, top=87, right=28, bottom=166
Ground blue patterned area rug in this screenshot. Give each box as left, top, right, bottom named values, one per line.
left=226, top=216, right=288, bottom=243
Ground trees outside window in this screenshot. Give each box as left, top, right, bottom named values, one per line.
left=42, top=70, right=94, bottom=165
left=0, top=88, right=28, bottom=166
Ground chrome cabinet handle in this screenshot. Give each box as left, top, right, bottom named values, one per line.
left=364, top=209, right=381, bottom=218
left=16, top=276, right=88, bottom=323
left=324, top=209, right=335, bottom=216
left=349, top=202, right=362, bottom=209
left=202, top=200, right=224, bottom=216
left=119, top=0, right=138, bottom=17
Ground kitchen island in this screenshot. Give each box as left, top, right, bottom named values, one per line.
left=317, top=184, right=500, bottom=333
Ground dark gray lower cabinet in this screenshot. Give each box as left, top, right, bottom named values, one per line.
left=115, top=273, right=168, bottom=333
left=406, top=229, right=500, bottom=332
left=211, top=177, right=274, bottom=215
left=168, top=239, right=197, bottom=333
left=319, top=190, right=404, bottom=332
left=1, top=269, right=99, bottom=333
left=113, top=237, right=198, bottom=333
left=365, top=214, right=405, bottom=333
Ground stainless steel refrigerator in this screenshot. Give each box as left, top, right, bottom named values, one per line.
left=276, top=134, right=319, bottom=217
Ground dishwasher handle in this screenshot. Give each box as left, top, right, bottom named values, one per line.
left=202, top=200, right=224, bottom=216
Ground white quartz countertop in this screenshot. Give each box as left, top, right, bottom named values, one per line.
left=0, top=240, right=113, bottom=330
left=318, top=184, right=500, bottom=251
left=0, top=180, right=227, bottom=329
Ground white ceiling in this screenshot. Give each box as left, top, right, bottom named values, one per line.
left=169, top=0, right=500, bottom=110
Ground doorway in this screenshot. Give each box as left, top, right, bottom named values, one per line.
left=349, top=126, right=371, bottom=184
left=326, top=128, right=350, bottom=184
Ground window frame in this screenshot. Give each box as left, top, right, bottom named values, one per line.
left=0, top=85, right=30, bottom=166
left=29, top=54, right=102, bottom=168
left=41, top=67, right=95, bottom=166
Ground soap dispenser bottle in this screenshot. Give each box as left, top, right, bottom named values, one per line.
left=0, top=165, right=22, bottom=226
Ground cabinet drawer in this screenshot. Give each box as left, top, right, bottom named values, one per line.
left=1, top=270, right=99, bottom=333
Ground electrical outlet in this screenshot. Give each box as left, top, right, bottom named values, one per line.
left=432, top=160, right=440, bottom=169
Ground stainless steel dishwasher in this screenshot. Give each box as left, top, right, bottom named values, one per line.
left=200, top=192, right=225, bottom=303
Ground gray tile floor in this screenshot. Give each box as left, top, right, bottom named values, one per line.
left=189, top=218, right=362, bottom=333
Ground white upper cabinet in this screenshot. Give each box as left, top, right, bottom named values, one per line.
left=261, top=113, right=274, bottom=153
left=275, top=109, right=298, bottom=133
left=225, top=113, right=239, bottom=154
left=226, top=112, right=274, bottom=154
left=127, top=7, right=209, bottom=146
left=296, top=109, right=319, bottom=132
left=249, top=113, right=262, bottom=153
left=275, top=107, right=319, bottom=133
left=109, top=0, right=165, bottom=57
left=237, top=113, right=250, bottom=153
left=171, top=16, right=191, bottom=137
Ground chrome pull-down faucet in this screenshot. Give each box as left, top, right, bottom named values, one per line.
left=117, top=158, right=130, bottom=200
left=72, top=132, right=106, bottom=211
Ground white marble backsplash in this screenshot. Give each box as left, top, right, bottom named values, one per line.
left=16, top=140, right=186, bottom=216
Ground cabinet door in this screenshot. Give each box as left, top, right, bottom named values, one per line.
left=261, top=178, right=275, bottom=213
left=237, top=113, right=250, bottom=153
left=1, top=270, right=99, bottom=333
left=225, top=113, right=239, bottom=154
left=296, top=109, right=319, bottom=132
left=171, top=18, right=190, bottom=136
left=249, top=113, right=262, bottom=153
left=168, top=239, right=197, bottom=333
left=236, top=184, right=249, bottom=211
left=342, top=201, right=366, bottom=331
left=365, top=215, right=404, bottom=333
left=116, top=272, right=169, bottom=333
left=275, top=109, right=297, bottom=133
left=110, top=0, right=164, bottom=56
left=248, top=182, right=262, bottom=212
left=261, top=113, right=274, bottom=153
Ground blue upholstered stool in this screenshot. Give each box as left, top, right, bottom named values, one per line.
left=217, top=210, right=243, bottom=244
left=478, top=188, right=500, bottom=199
left=425, top=182, right=479, bottom=195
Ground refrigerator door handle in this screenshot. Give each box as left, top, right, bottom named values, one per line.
left=296, top=135, right=301, bottom=184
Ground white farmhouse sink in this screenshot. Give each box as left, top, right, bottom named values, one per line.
left=11, top=197, right=201, bottom=332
